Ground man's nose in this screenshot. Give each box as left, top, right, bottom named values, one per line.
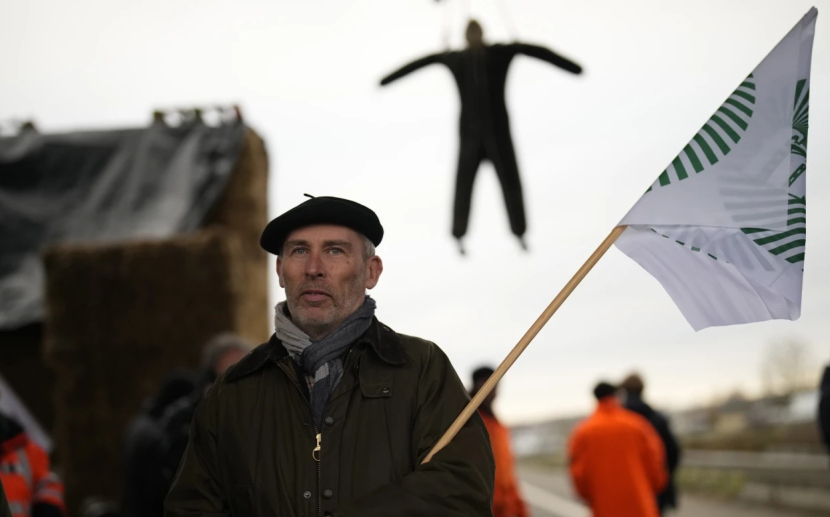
left=304, top=251, right=325, bottom=277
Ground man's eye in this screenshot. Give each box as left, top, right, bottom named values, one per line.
left=292, top=248, right=307, bottom=255
left=329, top=248, right=343, bottom=255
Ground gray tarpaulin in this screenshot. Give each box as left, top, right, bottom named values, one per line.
left=0, top=121, right=247, bottom=330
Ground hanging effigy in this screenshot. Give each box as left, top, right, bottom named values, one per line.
left=380, top=19, right=582, bottom=253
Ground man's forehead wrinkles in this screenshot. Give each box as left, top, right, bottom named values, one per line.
left=323, top=240, right=353, bottom=247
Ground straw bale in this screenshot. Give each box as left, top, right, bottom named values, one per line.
left=35, top=125, right=271, bottom=514
left=204, top=128, right=270, bottom=343
left=42, top=228, right=248, bottom=513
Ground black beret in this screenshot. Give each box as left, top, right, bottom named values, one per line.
left=260, top=195, right=384, bottom=255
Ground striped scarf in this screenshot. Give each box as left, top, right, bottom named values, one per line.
left=274, top=296, right=376, bottom=428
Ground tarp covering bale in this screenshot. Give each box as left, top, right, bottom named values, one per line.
left=0, top=122, right=272, bottom=514
left=0, top=121, right=247, bottom=330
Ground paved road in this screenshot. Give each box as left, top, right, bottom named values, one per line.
left=518, top=467, right=826, bottom=517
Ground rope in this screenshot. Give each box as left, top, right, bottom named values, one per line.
left=441, top=0, right=452, bottom=49
left=492, top=0, right=519, bottom=41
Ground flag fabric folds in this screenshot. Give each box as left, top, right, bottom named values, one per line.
left=615, top=8, right=817, bottom=331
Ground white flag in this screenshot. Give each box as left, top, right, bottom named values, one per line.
left=616, top=8, right=817, bottom=331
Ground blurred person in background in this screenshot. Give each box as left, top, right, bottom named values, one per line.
left=121, top=369, right=196, bottom=517
left=568, top=381, right=666, bottom=517
left=819, top=365, right=830, bottom=462
left=155, top=333, right=252, bottom=512
left=619, top=372, right=681, bottom=515
left=194, top=333, right=252, bottom=397
left=470, top=366, right=529, bottom=517
left=0, top=408, right=65, bottom=517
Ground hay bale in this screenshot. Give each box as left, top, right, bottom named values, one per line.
left=39, top=126, right=271, bottom=514
left=42, top=228, right=250, bottom=513
left=204, top=128, right=270, bottom=343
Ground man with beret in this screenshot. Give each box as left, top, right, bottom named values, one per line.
left=165, top=195, right=495, bottom=516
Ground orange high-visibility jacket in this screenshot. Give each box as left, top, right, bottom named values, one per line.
left=0, top=417, right=65, bottom=517
left=567, top=398, right=666, bottom=517
left=479, top=411, right=529, bottom=517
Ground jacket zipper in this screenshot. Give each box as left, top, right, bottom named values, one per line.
left=316, top=435, right=323, bottom=517
left=283, top=367, right=324, bottom=517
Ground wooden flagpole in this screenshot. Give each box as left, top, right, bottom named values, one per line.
left=422, top=225, right=628, bottom=464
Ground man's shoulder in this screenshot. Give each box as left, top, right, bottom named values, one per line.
left=579, top=407, right=649, bottom=433
left=571, top=408, right=606, bottom=432
left=626, top=399, right=671, bottom=428
left=569, top=415, right=597, bottom=444
left=377, top=321, right=444, bottom=366
left=624, top=397, right=652, bottom=415
left=389, top=328, right=435, bottom=353
left=618, top=408, right=663, bottom=439
left=224, top=336, right=283, bottom=383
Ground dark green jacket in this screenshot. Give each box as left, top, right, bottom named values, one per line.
left=165, top=318, right=495, bottom=517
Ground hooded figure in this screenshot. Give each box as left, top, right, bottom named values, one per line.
left=380, top=20, right=582, bottom=252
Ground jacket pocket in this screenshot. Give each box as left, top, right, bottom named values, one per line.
left=358, top=358, right=394, bottom=399
left=229, top=486, right=255, bottom=517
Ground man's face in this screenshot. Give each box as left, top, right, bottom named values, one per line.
left=277, top=224, right=383, bottom=340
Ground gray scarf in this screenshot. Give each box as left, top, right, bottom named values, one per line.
left=274, top=296, right=376, bottom=428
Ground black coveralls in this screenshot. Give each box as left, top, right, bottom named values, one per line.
left=381, top=43, right=581, bottom=245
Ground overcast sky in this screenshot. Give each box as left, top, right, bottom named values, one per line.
left=2, top=0, right=828, bottom=424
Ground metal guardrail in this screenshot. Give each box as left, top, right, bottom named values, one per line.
left=682, top=450, right=830, bottom=488
left=683, top=450, right=829, bottom=470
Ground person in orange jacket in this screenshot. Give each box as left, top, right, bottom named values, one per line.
left=471, top=366, right=529, bottom=517
left=0, top=411, right=65, bottom=517
left=568, top=382, right=667, bottom=517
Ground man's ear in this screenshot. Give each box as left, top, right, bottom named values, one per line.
left=364, top=256, right=383, bottom=290
left=276, top=256, right=285, bottom=288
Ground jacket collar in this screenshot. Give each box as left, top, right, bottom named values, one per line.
left=596, top=396, right=622, bottom=413
left=359, top=317, right=407, bottom=366
left=224, top=335, right=282, bottom=382
left=225, top=317, right=406, bottom=383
